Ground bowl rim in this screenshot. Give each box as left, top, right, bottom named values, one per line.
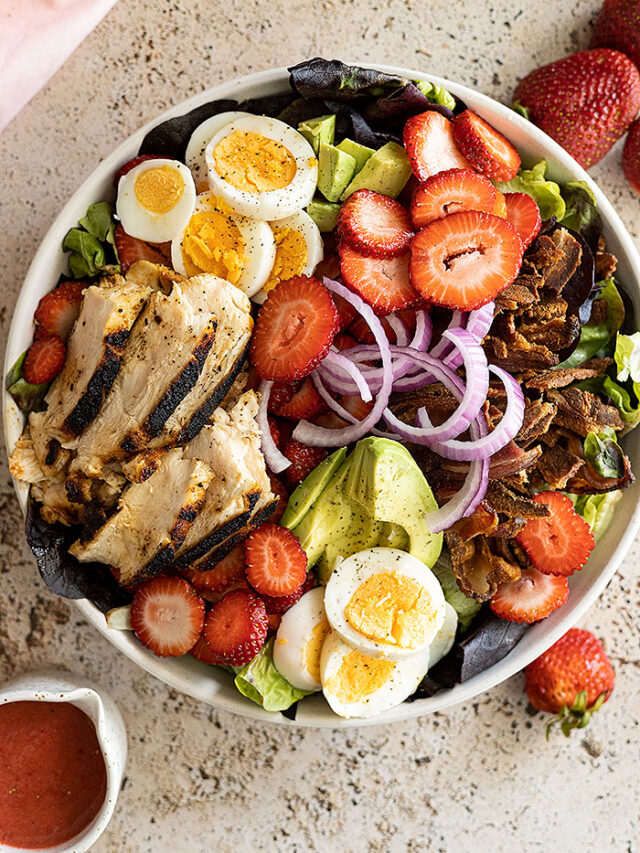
left=4, top=62, right=640, bottom=729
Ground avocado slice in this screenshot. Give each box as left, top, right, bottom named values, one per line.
left=342, top=437, right=443, bottom=568
left=281, top=446, right=347, bottom=530
left=317, top=142, right=357, bottom=203
left=340, top=141, right=412, bottom=201
left=336, top=138, right=375, bottom=174
left=431, top=557, right=481, bottom=633
left=306, top=198, right=340, bottom=233
left=298, top=115, right=336, bottom=155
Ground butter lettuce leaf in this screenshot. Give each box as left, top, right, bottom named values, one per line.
left=496, top=160, right=565, bottom=220
left=583, top=427, right=625, bottom=479
left=575, top=375, right=640, bottom=428
left=560, top=180, right=601, bottom=251
left=5, top=351, right=49, bottom=413
left=571, top=492, right=623, bottom=541
left=432, top=556, right=480, bottom=634
left=234, top=639, right=313, bottom=712
left=559, top=279, right=624, bottom=368
left=415, top=80, right=456, bottom=111
left=614, top=331, right=640, bottom=383
left=63, top=201, right=120, bottom=279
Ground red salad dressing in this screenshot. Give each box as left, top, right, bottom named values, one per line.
left=0, top=701, right=107, bottom=849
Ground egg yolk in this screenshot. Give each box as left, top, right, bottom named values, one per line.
left=344, top=572, right=432, bottom=649
left=304, top=616, right=330, bottom=683
left=180, top=210, right=246, bottom=283
left=324, top=650, right=395, bottom=703
left=261, top=226, right=308, bottom=295
left=213, top=131, right=297, bottom=193
left=134, top=165, right=185, bottom=214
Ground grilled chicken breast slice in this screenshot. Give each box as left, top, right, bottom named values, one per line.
left=69, top=449, right=214, bottom=587
left=28, top=277, right=150, bottom=470
left=71, top=276, right=224, bottom=476
left=172, top=391, right=276, bottom=568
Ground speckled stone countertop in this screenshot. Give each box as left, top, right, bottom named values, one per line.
left=1, top=1, right=639, bottom=850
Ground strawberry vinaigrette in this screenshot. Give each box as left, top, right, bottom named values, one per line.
left=0, top=701, right=107, bottom=849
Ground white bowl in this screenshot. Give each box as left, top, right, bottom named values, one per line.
left=4, top=65, right=640, bottom=728
left=0, top=670, right=127, bottom=852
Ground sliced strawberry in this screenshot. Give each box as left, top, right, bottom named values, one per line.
left=403, top=111, right=473, bottom=181
left=130, top=576, right=205, bottom=657
left=262, top=586, right=304, bottom=615
left=115, top=154, right=164, bottom=183
left=301, top=571, right=318, bottom=594
left=410, top=168, right=497, bottom=229
left=114, top=224, right=169, bottom=273
left=340, top=394, right=374, bottom=421
left=189, top=634, right=219, bottom=665
left=409, top=210, right=523, bottom=310
left=492, top=190, right=508, bottom=218
left=333, top=331, right=358, bottom=351
left=180, top=544, right=246, bottom=593
left=245, top=523, right=308, bottom=597
left=34, top=281, right=85, bottom=340
left=332, top=292, right=359, bottom=329
left=282, top=438, right=328, bottom=486
left=268, top=472, right=289, bottom=525
left=452, top=110, right=521, bottom=181
left=490, top=567, right=569, bottom=624
left=516, top=492, right=595, bottom=577
left=340, top=244, right=418, bottom=315
left=268, top=382, right=298, bottom=413
left=267, top=613, right=282, bottom=633
left=199, top=579, right=252, bottom=605
left=274, top=377, right=325, bottom=419
left=249, top=276, right=339, bottom=382
left=203, top=588, right=268, bottom=666
left=504, top=193, right=542, bottom=248
left=267, top=416, right=283, bottom=449
left=23, top=335, right=66, bottom=384
left=337, top=189, right=414, bottom=258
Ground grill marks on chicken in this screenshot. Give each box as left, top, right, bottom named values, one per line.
left=11, top=265, right=276, bottom=589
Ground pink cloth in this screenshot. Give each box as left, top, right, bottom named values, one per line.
left=0, top=0, right=118, bottom=132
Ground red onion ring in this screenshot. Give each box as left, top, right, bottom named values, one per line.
left=256, top=380, right=291, bottom=473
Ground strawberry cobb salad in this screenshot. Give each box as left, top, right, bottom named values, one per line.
left=7, top=59, right=639, bottom=720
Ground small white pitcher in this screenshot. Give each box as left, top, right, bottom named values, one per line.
left=0, top=669, right=127, bottom=853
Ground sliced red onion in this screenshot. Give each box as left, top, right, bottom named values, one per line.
left=256, top=380, right=290, bottom=473
left=322, top=351, right=373, bottom=402
left=416, top=365, right=524, bottom=460
left=444, top=302, right=495, bottom=370
left=312, top=372, right=359, bottom=423
left=293, top=279, right=393, bottom=447
left=386, top=314, right=410, bottom=346
left=429, top=310, right=465, bottom=361
left=382, top=328, right=489, bottom=443
left=423, top=418, right=490, bottom=534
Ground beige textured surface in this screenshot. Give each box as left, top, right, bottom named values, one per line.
left=0, top=1, right=639, bottom=851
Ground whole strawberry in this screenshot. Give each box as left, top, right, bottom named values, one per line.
left=622, top=116, right=640, bottom=192
left=591, top=0, right=640, bottom=71
left=525, top=628, right=615, bottom=737
left=513, top=48, right=640, bottom=168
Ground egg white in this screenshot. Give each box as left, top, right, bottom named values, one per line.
left=273, top=587, right=328, bottom=692
left=320, top=631, right=431, bottom=719
left=170, top=193, right=276, bottom=297
left=324, top=547, right=447, bottom=661
left=116, top=158, right=196, bottom=243
left=185, top=111, right=252, bottom=187
left=252, top=210, right=325, bottom=304
left=428, top=602, right=458, bottom=669
left=205, top=115, right=318, bottom=220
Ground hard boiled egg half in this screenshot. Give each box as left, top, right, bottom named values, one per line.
left=185, top=111, right=251, bottom=189
left=116, top=158, right=196, bottom=243
left=253, top=210, right=324, bottom=304
left=205, top=115, right=318, bottom=220
left=171, top=192, right=276, bottom=298
left=320, top=631, right=431, bottom=719
left=273, top=587, right=330, bottom=692
left=324, top=548, right=447, bottom=661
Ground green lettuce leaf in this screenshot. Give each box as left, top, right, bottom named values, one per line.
left=496, top=160, right=566, bottom=220
left=573, top=492, right=623, bottom=541
left=614, top=331, right=640, bottom=383
left=432, top=556, right=480, bottom=633
left=559, top=180, right=601, bottom=247
left=62, top=202, right=120, bottom=279
left=415, top=80, right=456, bottom=110
left=575, top=375, right=640, bottom=427
left=583, top=427, right=625, bottom=479
left=234, top=639, right=313, bottom=712
left=5, top=351, right=49, bottom=413
left=559, top=278, right=624, bottom=368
